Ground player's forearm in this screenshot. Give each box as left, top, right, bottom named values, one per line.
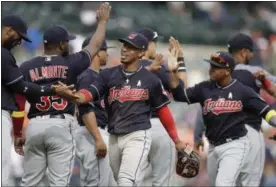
left=171, top=84, right=188, bottom=102
left=169, top=71, right=181, bottom=89
left=265, top=110, right=276, bottom=127
left=261, top=78, right=276, bottom=98
left=82, top=112, right=103, bottom=141
left=156, top=105, right=180, bottom=143
left=10, top=79, right=55, bottom=97
left=262, top=69, right=276, bottom=84
left=84, top=21, right=107, bottom=60
left=12, top=94, right=27, bottom=136
left=176, top=57, right=188, bottom=88
left=194, top=122, right=206, bottom=144
left=75, top=89, right=94, bottom=104
left=12, top=111, right=25, bottom=137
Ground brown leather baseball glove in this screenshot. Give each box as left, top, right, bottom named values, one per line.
left=176, top=145, right=200, bottom=178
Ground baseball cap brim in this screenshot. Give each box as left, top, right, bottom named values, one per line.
left=101, top=46, right=116, bottom=50
left=17, top=31, right=32, bottom=43
left=68, top=35, right=76, bottom=41
left=203, top=59, right=228, bottom=68
left=118, top=38, right=143, bottom=49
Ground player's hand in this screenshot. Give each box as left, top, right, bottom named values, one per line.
left=168, top=37, right=179, bottom=72
left=14, top=136, right=25, bottom=156
left=175, top=139, right=187, bottom=151
left=96, top=2, right=112, bottom=23
left=169, top=37, right=184, bottom=58
left=145, top=54, right=163, bottom=72
left=95, top=138, right=107, bottom=158
left=253, top=70, right=266, bottom=82
left=52, top=81, right=80, bottom=101
left=269, top=134, right=276, bottom=141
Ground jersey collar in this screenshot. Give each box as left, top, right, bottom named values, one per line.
left=216, top=79, right=237, bottom=89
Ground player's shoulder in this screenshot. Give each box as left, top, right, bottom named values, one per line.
left=195, top=80, right=214, bottom=88
left=78, top=68, right=98, bottom=80
left=101, top=65, right=120, bottom=74
left=233, top=79, right=255, bottom=91
left=2, top=47, right=15, bottom=61
left=140, top=59, right=152, bottom=66
left=2, top=47, right=11, bottom=56
left=20, top=56, right=41, bottom=69
left=98, top=65, right=121, bottom=80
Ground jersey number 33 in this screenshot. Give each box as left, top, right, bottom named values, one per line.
left=36, top=96, right=68, bottom=111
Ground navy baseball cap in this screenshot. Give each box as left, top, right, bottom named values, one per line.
left=204, top=51, right=236, bottom=70
left=2, top=15, right=32, bottom=42
left=118, top=32, right=148, bottom=50
left=43, top=25, right=76, bottom=44
left=82, top=36, right=115, bottom=50
left=136, top=28, right=158, bottom=42
left=227, top=33, right=254, bottom=53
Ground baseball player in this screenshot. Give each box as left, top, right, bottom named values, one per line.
left=169, top=51, right=276, bottom=186
left=1, top=15, right=75, bottom=186
left=196, top=34, right=276, bottom=186
left=74, top=37, right=116, bottom=186
left=228, top=33, right=276, bottom=186
left=136, top=28, right=186, bottom=186
left=17, top=3, right=111, bottom=186
left=69, top=32, right=186, bottom=186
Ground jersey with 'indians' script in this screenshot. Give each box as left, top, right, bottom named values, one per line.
left=172, top=79, right=270, bottom=143
left=86, top=65, right=170, bottom=135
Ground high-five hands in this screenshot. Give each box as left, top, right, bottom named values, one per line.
left=97, top=2, right=112, bottom=23
left=168, top=37, right=180, bottom=72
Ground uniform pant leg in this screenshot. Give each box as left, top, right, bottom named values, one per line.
left=75, top=126, right=99, bottom=186
left=215, top=136, right=250, bottom=186
left=207, top=144, right=219, bottom=187
left=149, top=118, right=175, bottom=186
left=21, top=118, right=47, bottom=186
left=238, top=125, right=264, bottom=186
left=2, top=111, right=13, bottom=186
left=99, top=128, right=117, bottom=186
left=75, top=126, right=116, bottom=186
left=117, top=130, right=152, bottom=186
left=109, top=134, right=121, bottom=183
left=45, top=117, right=75, bottom=186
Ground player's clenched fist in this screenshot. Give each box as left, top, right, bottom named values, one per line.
left=97, top=2, right=112, bottom=23
left=95, top=138, right=107, bottom=158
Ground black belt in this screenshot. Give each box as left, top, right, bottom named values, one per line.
left=209, top=136, right=244, bottom=146
left=49, top=114, right=65, bottom=119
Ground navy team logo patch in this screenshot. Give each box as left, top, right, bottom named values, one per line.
left=108, top=86, right=149, bottom=103
left=203, top=98, right=243, bottom=115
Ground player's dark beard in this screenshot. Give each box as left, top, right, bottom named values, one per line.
left=3, top=37, right=18, bottom=50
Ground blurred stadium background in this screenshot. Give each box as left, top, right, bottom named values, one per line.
left=2, top=1, right=276, bottom=186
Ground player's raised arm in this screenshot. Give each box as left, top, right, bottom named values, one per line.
left=169, top=37, right=188, bottom=88
left=83, top=2, right=112, bottom=60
